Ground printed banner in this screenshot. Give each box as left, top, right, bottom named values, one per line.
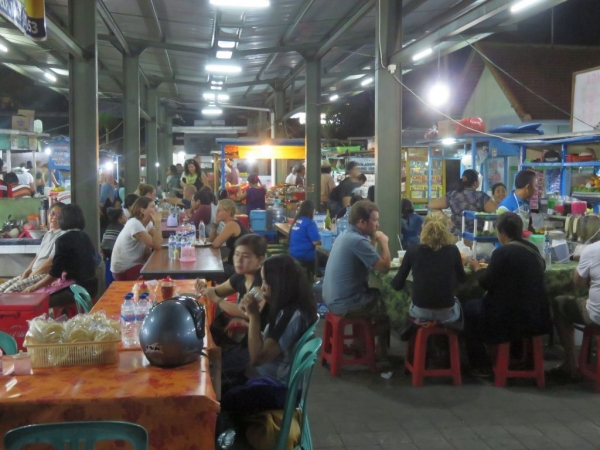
left=0, top=0, right=46, bottom=41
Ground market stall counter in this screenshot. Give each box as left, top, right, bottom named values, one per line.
left=371, top=261, right=584, bottom=334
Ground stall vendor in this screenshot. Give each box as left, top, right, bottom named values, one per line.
left=497, top=169, right=536, bottom=229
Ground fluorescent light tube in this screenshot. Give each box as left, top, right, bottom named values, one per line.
left=412, top=48, right=433, bottom=61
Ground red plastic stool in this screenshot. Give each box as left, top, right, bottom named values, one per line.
left=321, top=311, right=376, bottom=376
left=492, top=335, right=545, bottom=388
left=579, top=325, right=600, bottom=392
left=404, top=324, right=461, bottom=387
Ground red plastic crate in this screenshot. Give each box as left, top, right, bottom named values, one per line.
left=0, top=293, right=49, bottom=351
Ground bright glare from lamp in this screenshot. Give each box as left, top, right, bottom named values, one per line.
left=0, top=44, right=7, bottom=53
left=428, top=82, right=450, bottom=106
left=155, top=162, right=160, bottom=167
left=206, top=64, right=242, bottom=74
left=291, top=112, right=306, bottom=125
left=510, top=0, right=544, bottom=13
left=178, top=151, right=185, bottom=158
left=216, top=50, right=233, bottom=59
left=202, top=107, right=223, bottom=116
left=44, top=72, right=57, bottom=82
left=441, top=138, right=456, bottom=146
left=104, top=162, right=114, bottom=172
left=210, top=0, right=269, bottom=7
left=330, top=94, right=339, bottom=102
left=217, top=40, right=237, bottom=49
left=246, top=157, right=256, bottom=164
left=203, top=93, right=216, bottom=100
left=360, top=77, right=373, bottom=86
left=44, top=147, right=51, bottom=155
left=211, top=86, right=223, bottom=90
left=211, top=81, right=224, bottom=85
left=412, top=47, right=433, bottom=61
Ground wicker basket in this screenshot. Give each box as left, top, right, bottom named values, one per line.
left=25, top=339, right=120, bottom=368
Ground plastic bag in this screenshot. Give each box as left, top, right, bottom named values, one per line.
left=455, top=117, right=486, bottom=136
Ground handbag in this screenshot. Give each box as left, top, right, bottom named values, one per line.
left=243, top=409, right=302, bottom=450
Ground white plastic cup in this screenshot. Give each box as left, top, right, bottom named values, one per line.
left=398, top=250, right=406, bottom=262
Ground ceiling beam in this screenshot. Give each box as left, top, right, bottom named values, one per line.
left=281, top=0, right=315, bottom=44
left=46, top=16, right=87, bottom=60
left=316, top=0, right=376, bottom=59
left=403, top=0, right=429, bottom=17
left=97, top=0, right=131, bottom=55
left=390, top=0, right=569, bottom=65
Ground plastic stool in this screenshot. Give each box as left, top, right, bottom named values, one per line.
left=579, top=325, right=600, bottom=392
left=321, top=311, right=376, bottom=376
left=493, top=335, right=545, bottom=388
left=404, top=324, right=461, bottom=387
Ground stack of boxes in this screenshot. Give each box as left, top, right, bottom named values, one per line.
left=11, top=110, right=35, bottom=132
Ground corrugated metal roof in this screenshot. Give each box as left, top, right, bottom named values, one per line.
left=0, top=0, right=570, bottom=117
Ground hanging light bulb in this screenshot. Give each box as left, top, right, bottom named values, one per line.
left=428, top=82, right=450, bottom=107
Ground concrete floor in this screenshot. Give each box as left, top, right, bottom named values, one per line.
left=308, top=325, right=600, bottom=450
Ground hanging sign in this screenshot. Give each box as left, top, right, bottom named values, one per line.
left=0, top=0, right=46, bottom=41
left=354, top=157, right=375, bottom=174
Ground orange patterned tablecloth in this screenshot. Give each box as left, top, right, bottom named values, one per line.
left=0, top=281, right=220, bottom=450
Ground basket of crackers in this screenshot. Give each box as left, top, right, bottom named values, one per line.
left=24, top=312, right=121, bottom=368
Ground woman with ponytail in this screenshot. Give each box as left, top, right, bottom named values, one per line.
left=429, top=169, right=496, bottom=236
left=391, top=211, right=466, bottom=325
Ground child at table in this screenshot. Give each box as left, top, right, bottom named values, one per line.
left=196, top=234, right=268, bottom=384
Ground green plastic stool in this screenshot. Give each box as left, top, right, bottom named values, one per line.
left=4, top=421, right=149, bottom=450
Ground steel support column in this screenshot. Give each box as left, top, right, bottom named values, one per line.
left=164, top=114, right=173, bottom=179
left=145, top=87, right=158, bottom=186
left=274, top=88, right=286, bottom=139
left=258, top=111, right=269, bottom=138
left=68, top=0, right=99, bottom=247
left=375, top=0, right=402, bottom=254
left=304, top=57, right=321, bottom=208
left=157, top=105, right=169, bottom=181
left=123, top=54, right=140, bottom=193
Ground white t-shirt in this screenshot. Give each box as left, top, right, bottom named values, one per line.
left=14, top=168, right=34, bottom=186
left=32, top=229, right=66, bottom=271
left=285, top=173, right=296, bottom=185
left=577, top=241, right=600, bottom=325
left=110, top=218, right=154, bottom=274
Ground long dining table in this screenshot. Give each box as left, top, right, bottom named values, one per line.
left=0, top=280, right=221, bottom=450
left=140, top=246, right=224, bottom=280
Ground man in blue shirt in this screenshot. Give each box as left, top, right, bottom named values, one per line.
left=323, top=200, right=391, bottom=354
left=497, top=169, right=536, bottom=228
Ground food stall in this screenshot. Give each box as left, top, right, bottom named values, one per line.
left=215, top=138, right=306, bottom=216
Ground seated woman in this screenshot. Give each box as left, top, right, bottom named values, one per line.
left=110, top=197, right=163, bottom=281
left=464, top=212, right=551, bottom=376
left=208, top=199, right=250, bottom=276
left=23, top=204, right=99, bottom=299
left=197, top=234, right=268, bottom=380
left=392, top=211, right=466, bottom=326
left=189, top=189, right=213, bottom=236
left=236, top=174, right=266, bottom=214
left=288, top=200, right=323, bottom=272
left=220, top=254, right=316, bottom=416
left=0, top=202, right=65, bottom=293
left=101, top=208, right=126, bottom=260
left=122, top=193, right=139, bottom=219
left=401, top=199, right=424, bottom=249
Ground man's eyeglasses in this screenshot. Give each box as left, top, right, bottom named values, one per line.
left=49, top=211, right=60, bottom=217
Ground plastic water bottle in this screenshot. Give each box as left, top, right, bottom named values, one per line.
left=197, top=221, right=206, bottom=243
left=135, top=295, right=152, bottom=344
left=168, top=233, right=176, bottom=260
left=544, top=237, right=552, bottom=269
left=120, top=293, right=136, bottom=347
left=189, top=223, right=196, bottom=241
